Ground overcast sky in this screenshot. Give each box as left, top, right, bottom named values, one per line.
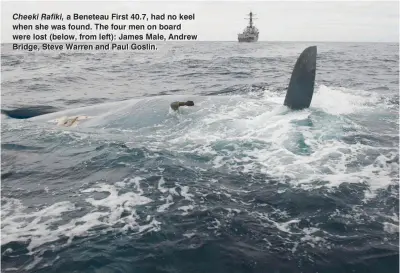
left=1, top=1, right=399, bottom=42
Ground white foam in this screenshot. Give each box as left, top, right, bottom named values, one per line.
left=157, top=176, right=168, bottom=194
left=383, top=222, right=399, bottom=234
left=208, top=218, right=221, bottom=230
left=157, top=194, right=174, bottom=212
left=154, top=176, right=196, bottom=215
left=82, top=182, right=152, bottom=227
left=178, top=185, right=194, bottom=201
left=312, top=85, right=381, bottom=115
left=249, top=210, right=333, bottom=253
left=146, top=87, right=395, bottom=197
left=1, top=177, right=155, bottom=260
left=299, top=227, right=327, bottom=249
left=1, top=199, right=77, bottom=252
left=3, top=87, right=395, bottom=269
left=178, top=205, right=194, bottom=215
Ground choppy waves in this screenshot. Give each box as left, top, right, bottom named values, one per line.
left=1, top=42, right=399, bottom=273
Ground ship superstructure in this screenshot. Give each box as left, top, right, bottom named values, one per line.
left=238, top=11, right=259, bottom=42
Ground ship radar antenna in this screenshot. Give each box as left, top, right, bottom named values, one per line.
left=245, top=11, right=257, bottom=28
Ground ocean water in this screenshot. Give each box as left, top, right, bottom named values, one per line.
left=1, top=42, right=399, bottom=273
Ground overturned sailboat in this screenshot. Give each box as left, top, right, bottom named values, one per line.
left=1, top=46, right=318, bottom=127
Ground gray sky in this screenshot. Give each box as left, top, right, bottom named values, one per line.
left=1, top=1, right=399, bottom=42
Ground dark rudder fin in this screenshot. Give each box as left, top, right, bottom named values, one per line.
left=283, top=46, right=317, bottom=110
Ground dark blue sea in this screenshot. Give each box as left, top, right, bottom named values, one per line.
left=1, top=42, right=399, bottom=273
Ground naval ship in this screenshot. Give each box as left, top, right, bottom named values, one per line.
left=238, top=12, right=259, bottom=42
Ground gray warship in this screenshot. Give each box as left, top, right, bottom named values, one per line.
left=238, top=12, right=259, bottom=42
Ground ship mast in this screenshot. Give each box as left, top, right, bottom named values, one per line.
left=246, top=12, right=256, bottom=28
